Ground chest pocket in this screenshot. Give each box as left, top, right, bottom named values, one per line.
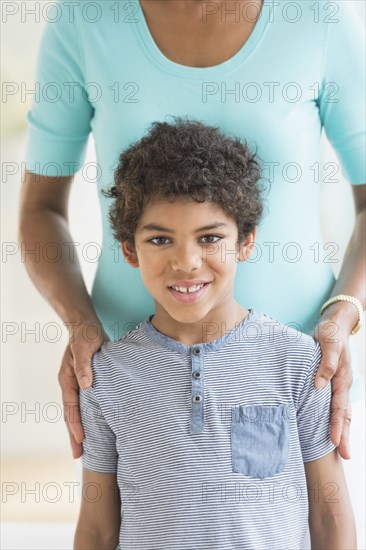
left=231, top=404, right=290, bottom=479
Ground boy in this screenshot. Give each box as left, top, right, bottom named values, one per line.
left=74, top=118, right=356, bottom=549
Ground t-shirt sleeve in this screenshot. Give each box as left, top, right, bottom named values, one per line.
left=318, top=1, right=365, bottom=185
left=24, top=0, right=93, bottom=176
left=80, top=385, right=118, bottom=473
left=296, top=340, right=337, bottom=462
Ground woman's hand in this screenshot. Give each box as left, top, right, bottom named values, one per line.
left=312, top=317, right=353, bottom=460
left=58, top=319, right=110, bottom=459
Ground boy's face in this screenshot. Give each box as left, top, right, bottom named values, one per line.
left=121, top=198, right=256, bottom=336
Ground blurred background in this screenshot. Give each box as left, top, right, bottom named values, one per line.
left=1, top=1, right=365, bottom=548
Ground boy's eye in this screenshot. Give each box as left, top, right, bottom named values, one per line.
left=148, top=235, right=222, bottom=246
left=201, top=234, right=221, bottom=244
left=149, top=237, right=170, bottom=246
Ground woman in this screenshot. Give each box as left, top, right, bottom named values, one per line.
left=20, top=0, right=364, bottom=527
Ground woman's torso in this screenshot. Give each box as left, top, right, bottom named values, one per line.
left=138, top=0, right=264, bottom=68
left=84, top=0, right=336, bottom=339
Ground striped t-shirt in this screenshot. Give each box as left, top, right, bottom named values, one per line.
left=80, top=308, right=336, bottom=549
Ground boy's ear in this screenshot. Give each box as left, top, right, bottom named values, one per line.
left=238, top=228, right=257, bottom=262
left=121, top=241, right=139, bottom=267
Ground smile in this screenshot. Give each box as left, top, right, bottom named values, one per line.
left=171, top=283, right=205, bottom=293
left=168, top=282, right=210, bottom=303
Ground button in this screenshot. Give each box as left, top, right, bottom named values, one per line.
left=192, top=394, right=202, bottom=403
left=192, top=347, right=202, bottom=355
left=192, top=370, right=201, bottom=379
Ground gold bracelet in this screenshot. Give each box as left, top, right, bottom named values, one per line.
left=320, top=294, right=364, bottom=335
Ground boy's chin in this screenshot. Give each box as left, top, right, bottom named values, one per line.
left=165, top=308, right=210, bottom=326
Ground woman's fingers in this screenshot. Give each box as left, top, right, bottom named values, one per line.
left=58, top=345, right=85, bottom=452
left=329, top=344, right=353, bottom=459
left=313, top=321, right=342, bottom=388
left=333, top=402, right=352, bottom=461
left=330, top=386, right=352, bottom=458
left=313, top=319, right=353, bottom=459
left=74, top=348, right=93, bottom=389
left=64, top=409, right=83, bottom=459
left=314, top=348, right=339, bottom=388
left=59, top=320, right=109, bottom=457
left=71, top=322, right=110, bottom=388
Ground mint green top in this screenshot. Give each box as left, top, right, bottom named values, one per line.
left=25, top=1, right=365, bottom=355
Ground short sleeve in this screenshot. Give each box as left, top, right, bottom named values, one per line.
left=296, top=340, right=337, bottom=462
left=24, top=0, right=93, bottom=176
left=318, top=1, right=365, bottom=185
left=80, top=385, right=118, bottom=473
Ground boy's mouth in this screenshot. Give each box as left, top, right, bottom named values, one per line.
left=169, top=282, right=206, bottom=293
left=168, top=282, right=210, bottom=303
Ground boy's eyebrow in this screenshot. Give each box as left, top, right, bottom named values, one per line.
left=140, top=222, right=229, bottom=233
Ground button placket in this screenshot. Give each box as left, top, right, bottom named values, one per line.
left=190, top=346, right=204, bottom=434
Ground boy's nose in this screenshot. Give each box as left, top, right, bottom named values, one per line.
left=170, top=245, right=203, bottom=272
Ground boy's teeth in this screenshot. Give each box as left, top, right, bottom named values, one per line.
left=172, top=283, right=205, bottom=293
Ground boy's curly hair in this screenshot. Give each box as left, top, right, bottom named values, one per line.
left=102, top=116, right=268, bottom=251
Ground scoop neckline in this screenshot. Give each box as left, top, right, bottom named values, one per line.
left=133, top=0, right=276, bottom=78
left=142, top=308, right=258, bottom=354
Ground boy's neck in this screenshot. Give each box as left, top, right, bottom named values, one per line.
left=150, top=302, right=250, bottom=347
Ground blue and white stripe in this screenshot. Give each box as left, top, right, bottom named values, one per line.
left=80, top=309, right=336, bottom=549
